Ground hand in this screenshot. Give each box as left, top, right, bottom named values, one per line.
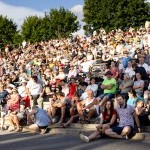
left=96, top=124, right=103, bottom=130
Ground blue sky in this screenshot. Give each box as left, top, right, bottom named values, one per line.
left=0, top=0, right=84, bottom=11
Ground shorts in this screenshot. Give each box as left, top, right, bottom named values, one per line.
left=38, top=125, right=48, bottom=129
left=65, top=99, right=72, bottom=109
left=99, top=93, right=115, bottom=100
left=17, top=113, right=24, bottom=120
left=112, top=125, right=134, bottom=135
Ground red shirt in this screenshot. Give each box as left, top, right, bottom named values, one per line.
left=110, top=68, right=119, bottom=79
left=102, top=110, right=117, bottom=124
left=67, top=83, right=76, bottom=100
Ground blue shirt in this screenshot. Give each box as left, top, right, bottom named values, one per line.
left=127, top=96, right=144, bottom=107
left=121, top=57, right=131, bottom=69
left=34, top=108, right=50, bottom=127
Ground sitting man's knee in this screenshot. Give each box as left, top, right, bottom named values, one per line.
left=122, top=126, right=131, bottom=134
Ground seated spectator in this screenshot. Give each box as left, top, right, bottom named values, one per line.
left=138, top=57, right=149, bottom=72
left=85, top=78, right=98, bottom=96
left=127, top=89, right=144, bottom=107
left=124, top=61, right=135, bottom=79
left=77, top=90, right=98, bottom=123
left=80, top=101, right=117, bottom=142
left=55, top=68, right=66, bottom=80
left=67, top=77, right=77, bottom=100
left=8, top=101, right=28, bottom=132
left=0, top=83, right=9, bottom=130
left=7, top=89, right=20, bottom=114
left=41, top=74, right=49, bottom=86
left=62, top=94, right=80, bottom=127
left=121, top=52, right=131, bottom=69
left=84, top=72, right=92, bottom=84
left=59, top=80, right=69, bottom=97
left=105, top=94, right=141, bottom=139
left=26, top=75, right=43, bottom=107
left=67, top=65, right=78, bottom=79
left=133, top=72, right=144, bottom=96
left=109, top=61, right=119, bottom=79
left=48, top=93, right=66, bottom=124
left=135, top=100, right=150, bottom=126
left=102, top=48, right=112, bottom=64
left=84, top=71, right=117, bottom=110
left=42, top=86, right=53, bottom=102
left=27, top=106, right=51, bottom=134
left=18, top=79, right=30, bottom=108
left=76, top=82, right=88, bottom=97
left=119, top=73, right=134, bottom=94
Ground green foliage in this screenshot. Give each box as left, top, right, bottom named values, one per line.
left=83, top=0, right=150, bottom=33
left=49, top=7, right=79, bottom=39
left=21, top=16, right=43, bottom=43
left=21, top=7, right=79, bottom=43
left=0, top=15, right=17, bottom=45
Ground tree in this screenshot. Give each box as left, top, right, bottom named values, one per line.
left=21, top=16, right=43, bottom=43
left=48, top=7, right=79, bottom=39
left=21, top=7, right=79, bottom=42
left=0, top=15, right=17, bottom=45
left=83, top=0, right=150, bottom=33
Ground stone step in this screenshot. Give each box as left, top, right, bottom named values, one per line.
left=21, top=127, right=150, bottom=141
left=1, top=117, right=150, bottom=132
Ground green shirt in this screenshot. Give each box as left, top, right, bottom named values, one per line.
left=102, top=78, right=117, bottom=94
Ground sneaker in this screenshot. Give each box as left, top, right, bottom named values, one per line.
left=122, top=135, right=129, bottom=140
left=125, top=135, right=129, bottom=139
left=79, top=134, right=89, bottom=142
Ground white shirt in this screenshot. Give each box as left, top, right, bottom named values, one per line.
left=18, top=86, right=28, bottom=97
left=61, top=84, right=69, bottom=97
left=125, top=67, right=135, bottom=78
left=56, top=72, right=66, bottom=80
left=86, top=84, right=98, bottom=96
left=138, top=63, right=149, bottom=72
left=81, top=60, right=94, bottom=73
left=27, top=80, right=43, bottom=95
left=68, top=69, right=78, bottom=78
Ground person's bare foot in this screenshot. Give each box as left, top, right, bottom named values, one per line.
left=40, top=128, right=48, bottom=134
left=58, top=120, right=63, bottom=124
left=15, top=128, right=21, bottom=132
left=62, top=124, right=70, bottom=128
left=8, top=126, right=16, bottom=132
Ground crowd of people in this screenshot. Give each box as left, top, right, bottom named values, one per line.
left=0, top=26, right=150, bottom=139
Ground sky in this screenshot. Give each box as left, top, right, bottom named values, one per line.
left=0, top=0, right=84, bottom=34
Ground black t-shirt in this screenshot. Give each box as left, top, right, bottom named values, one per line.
left=0, top=90, right=8, bottom=105
left=0, top=90, right=8, bottom=99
